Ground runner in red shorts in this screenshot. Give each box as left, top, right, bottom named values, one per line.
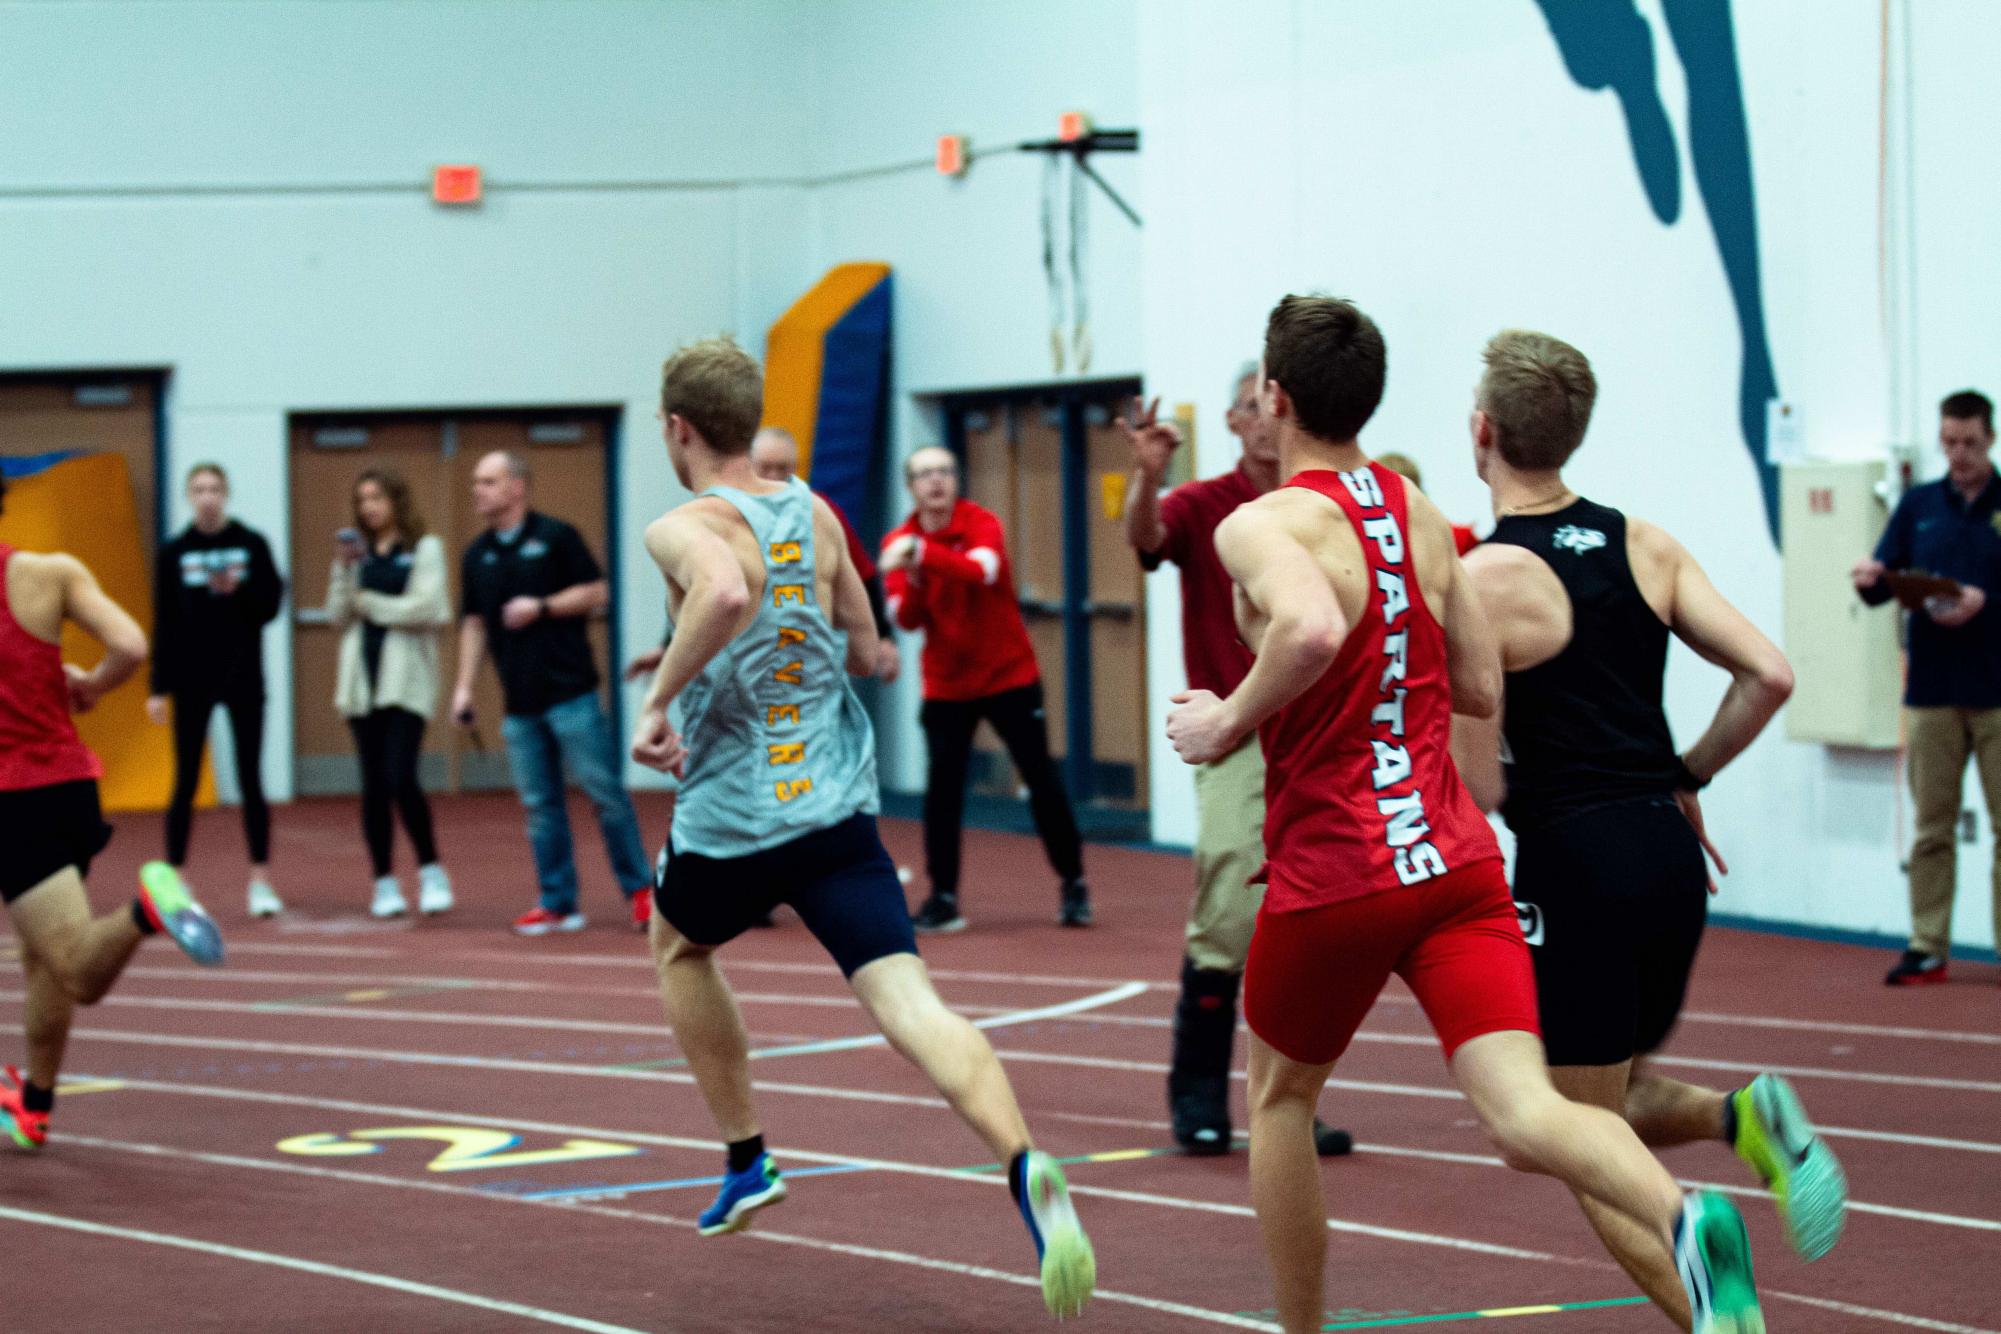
left=1165, top=296, right=1764, bottom=1334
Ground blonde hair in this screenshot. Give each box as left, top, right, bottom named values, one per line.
left=1477, top=330, right=1597, bottom=471
left=1375, top=452, right=1423, bottom=489
left=660, top=337, right=763, bottom=456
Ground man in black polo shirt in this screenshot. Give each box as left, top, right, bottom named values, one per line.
left=1854, top=389, right=2001, bottom=984
left=451, top=449, right=650, bottom=936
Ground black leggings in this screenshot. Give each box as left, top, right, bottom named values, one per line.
left=920, top=681, right=1083, bottom=900
left=348, top=707, right=439, bottom=878
left=167, top=690, right=270, bottom=866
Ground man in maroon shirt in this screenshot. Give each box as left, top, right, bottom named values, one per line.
left=1122, top=366, right=1350, bottom=1159
left=881, top=446, right=1088, bottom=932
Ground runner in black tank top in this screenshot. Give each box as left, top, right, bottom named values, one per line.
left=1454, top=329, right=1849, bottom=1318
left=1488, top=498, right=1680, bottom=831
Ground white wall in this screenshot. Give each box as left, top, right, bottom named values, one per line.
left=0, top=0, right=818, bottom=797
left=799, top=0, right=1143, bottom=788
left=1138, top=0, right=2000, bottom=950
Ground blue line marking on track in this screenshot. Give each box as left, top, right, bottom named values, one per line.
left=513, top=1163, right=875, bottom=1202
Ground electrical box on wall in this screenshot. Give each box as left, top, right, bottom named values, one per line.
left=1780, top=461, right=1902, bottom=748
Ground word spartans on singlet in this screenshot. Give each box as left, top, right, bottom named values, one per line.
left=1339, top=467, right=1449, bottom=887
left=765, top=540, right=815, bottom=805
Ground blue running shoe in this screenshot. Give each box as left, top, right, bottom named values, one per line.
left=1675, top=1190, right=1765, bottom=1334
left=1014, top=1150, right=1096, bottom=1317
left=698, top=1153, right=786, bottom=1236
left=138, top=862, right=224, bottom=967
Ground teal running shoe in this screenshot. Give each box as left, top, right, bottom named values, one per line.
left=1014, top=1150, right=1096, bottom=1317
left=1674, top=1190, right=1764, bottom=1334
left=1733, top=1073, right=1847, bottom=1261
left=137, top=862, right=224, bottom=967
left=698, top=1153, right=786, bottom=1236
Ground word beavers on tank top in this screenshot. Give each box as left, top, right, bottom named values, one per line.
left=1336, top=466, right=1450, bottom=887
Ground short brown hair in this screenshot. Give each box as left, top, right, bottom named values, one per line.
left=187, top=462, right=228, bottom=487
left=1376, top=452, right=1423, bottom=489
left=1477, top=330, right=1597, bottom=470
left=1941, top=390, right=1994, bottom=434
left=661, top=337, right=763, bottom=456
left=353, top=467, right=427, bottom=542
left=1263, top=295, right=1386, bottom=443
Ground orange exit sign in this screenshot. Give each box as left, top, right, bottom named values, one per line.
left=432, top=164, right=482, bottom=206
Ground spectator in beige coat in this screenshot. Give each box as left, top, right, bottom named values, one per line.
left=326, top=468, right=455, bottom=919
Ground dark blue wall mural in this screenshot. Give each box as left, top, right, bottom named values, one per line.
left=1534, top=0, right=1781, bottom=541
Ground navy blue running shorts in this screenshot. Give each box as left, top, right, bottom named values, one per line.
left=653, top=812, right=919, bottom=978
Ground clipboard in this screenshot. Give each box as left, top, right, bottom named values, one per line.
left=1883, top=569, right=1962, bottom=610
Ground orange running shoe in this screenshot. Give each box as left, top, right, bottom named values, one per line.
left=2, top=1065, right=49, bottom=1151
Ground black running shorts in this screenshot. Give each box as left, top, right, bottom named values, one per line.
left=1512, top=797, right=1708, bottom=1067
left=653, top=812, right=919, bottom=978
left=0, top=779, right=114, bottom=905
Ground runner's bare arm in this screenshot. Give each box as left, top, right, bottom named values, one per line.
left=639, top=510, right=752, bottom=716
left=817, top=497, right=879, bottom=676
left=1437, top=555, right=1502, bottom=720
left=1643, top=521, right=1794, bottom=781
left=1170, top=506, right=1346, bottom=761
left=57, top=554, right=147, bottom=709
left=1450, top=703, right=1506, bottom=814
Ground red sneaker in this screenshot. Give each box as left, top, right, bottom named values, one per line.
left=512, top=907, right=586, bottom=937
left=2, top=1066, right=49, bottom=1151
left=630, top=887, right=653, bottom=933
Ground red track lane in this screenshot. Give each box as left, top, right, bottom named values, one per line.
left=3, top=795, right=1998, bottom=1332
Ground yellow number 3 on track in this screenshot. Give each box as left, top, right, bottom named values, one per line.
left=276, top=1126, right=641, bottom=1173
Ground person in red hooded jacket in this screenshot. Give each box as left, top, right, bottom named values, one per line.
left=881, top=446, right=1088, bottom=933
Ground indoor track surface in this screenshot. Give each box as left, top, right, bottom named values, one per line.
left=3, top=794, right=1997, bottom=1332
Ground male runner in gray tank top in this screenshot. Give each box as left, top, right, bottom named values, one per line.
left=632, top=338, right=1094, bottom=1317
left=1452, top=329, right=1848, bottom=1328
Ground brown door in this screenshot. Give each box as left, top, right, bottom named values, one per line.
left=0, top=375, right=161, bottom=579
left=944, top=383, right=1147, bottom=812
left=289, top=412, right=613, bottom=796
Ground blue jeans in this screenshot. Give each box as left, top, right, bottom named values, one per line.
left=500, top=691, right=650, bottom=914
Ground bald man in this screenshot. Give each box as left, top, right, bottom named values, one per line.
left=881, top=447, right=1088, bottom=932
left=749, top=428, right=898, bottom=682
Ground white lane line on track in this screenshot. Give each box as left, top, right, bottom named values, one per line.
left=44, top=1006, right=2000, bottom=1155
left=51, top=1129, right=1282, bottom=1331
left=68, top=1023, right=2001, bottom=1164
left=0, top=1202, right=647, bottom=1334
left=1764, top=1291, right=2000, bottom=1334
left=741, top=981, right=1149, bottom=1060
left=74, top=1076, right=1582, bottom=1264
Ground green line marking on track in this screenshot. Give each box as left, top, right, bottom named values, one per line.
left=1225, top=1298, right=1648, bottom=1330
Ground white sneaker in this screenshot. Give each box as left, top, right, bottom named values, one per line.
left=417, top=864, right=454, bottom=916
left=370, top=876, right=409, bottom=919
left=247, top=880, right=284, bottom=919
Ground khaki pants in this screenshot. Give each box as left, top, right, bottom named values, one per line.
left=1186, top=735, right=1268, bottom=972
left=1905, top=706, right=2001, bottom=957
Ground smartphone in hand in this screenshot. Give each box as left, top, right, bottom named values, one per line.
left=335, top=527, right=365, bottom=562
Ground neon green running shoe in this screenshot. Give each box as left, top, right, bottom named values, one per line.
left=1674, top=1190, right=1764, bottom=1334
left=1733, top=1073, right=1847, bottom=1261
left=1014, top=1150, right=1096, bottom=1317
left=138, top=862, right=225, bottom=967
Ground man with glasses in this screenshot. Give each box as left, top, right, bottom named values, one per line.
left=881, top=446, right=1089, bottom=932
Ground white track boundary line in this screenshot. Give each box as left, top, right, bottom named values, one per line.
left=49, top=1129, right=1282, bottom=1330
left=60, top=1082, right=2001, bottom=1331
left=0, top=1202, right=646, bottom=1334
left=79, top=1076, right=1585, bottom=1264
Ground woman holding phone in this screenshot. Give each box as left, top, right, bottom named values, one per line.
left=326, top=468, right=454, bottom=918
